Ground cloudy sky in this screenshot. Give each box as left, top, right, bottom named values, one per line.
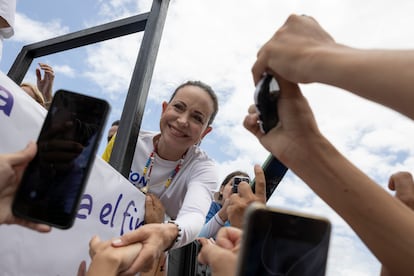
left=2, top=0, right=414, bottom=275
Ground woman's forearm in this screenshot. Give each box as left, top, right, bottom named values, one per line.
left=312, top=45, right=414, bottom=119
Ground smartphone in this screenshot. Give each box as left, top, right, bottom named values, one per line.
left=232, top=175, right=251, bottom=193
left=12, top=89, right=110, bottom=229
left=251, top=154, right=288, bottom=200
left=254, top=74, right=280, bottom=134
left=237, top=203, right=331, bottom=276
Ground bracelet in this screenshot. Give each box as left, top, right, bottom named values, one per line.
left=214, top=213, right=225, bottom=226
left=164, top=220, right=182, bottom=251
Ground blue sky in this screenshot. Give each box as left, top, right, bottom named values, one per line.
left=2, top=0, right=414, bottom=275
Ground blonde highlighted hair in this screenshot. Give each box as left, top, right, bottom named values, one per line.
left=20, top=82, right=45, bottom=107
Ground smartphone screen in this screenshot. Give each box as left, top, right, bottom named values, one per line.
left=237, top=203, right=331, bottom=276
left=12, top=89, right=110, bottom=229
left=251, top=154, right=288, bottom=200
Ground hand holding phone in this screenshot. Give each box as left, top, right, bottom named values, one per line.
left=12, top=89, right=110, bottom=229
left=254, top=74, right=280, bottom=134
left=251, top=154, right=288, bottom=201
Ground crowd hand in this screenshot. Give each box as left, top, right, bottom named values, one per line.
left=388, top=171, right=414, bottom=211
left=381, top=172, right=414, bottom=276
left=251, top=14, right=335, bottom=85
left=227, top=164, right=266, bottom=228
left=197, top=227, right=242, bottom=276
left=144, top=193, right=165, bottom=224
left=0, top=142, right=51, bottom=232
left=243, top=76, right=320, bottom=165
left=36, top=63, right=54, bottom=103
left=142, top=194, right=167, bottom=276
left=111, top=222, right=178, bottom=274
left=78, top=235, right=143, bottom=276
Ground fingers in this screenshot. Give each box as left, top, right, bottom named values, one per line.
left=36, top=63, right=55, bottom=84
left=38, top=63, right=55, bottom=76
left=215, top=226, right=243, bottom=250
left=145, top=194, right=154, bottom=205
left=89, top=235, right=102, bottom=258
left=388, top=172, right=413, bottom=191
left=148, top=193, right=164, bottom=211
left=120, top=246, right=155, bottom=274
left=89, top=235, right=102, bottom=248
left=13, top=217, right=51, bottom=233
left=237, top=182, right=253, bottom=198
left=197, top=238, right=215, bottom=264
left=388, top=172, right=414, bottom=209
left=252, top=47, right=270, bottom=85
left=36, top=68, right=42, bottom=81
left=4, top=141, right=37, bottom=167
left=112, top=230, right=141, bottom=247
left=253, top=164, right=266, bottom=203
left=76, top=260, right=87, bottom=276
left=243, top=111, right=263, bottom=139
left=144, top=194, right=165, bottom=224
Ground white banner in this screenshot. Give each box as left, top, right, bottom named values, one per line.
left=0, top=72, right=146, bottom=276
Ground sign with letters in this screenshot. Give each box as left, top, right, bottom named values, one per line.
left=0, top=72, right=146, bottom=275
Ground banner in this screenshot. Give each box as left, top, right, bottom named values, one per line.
left=0, top=72, right=146, bottom=275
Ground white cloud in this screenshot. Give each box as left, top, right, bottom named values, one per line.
left=83, top=34, right=142, bottom=99
left=13, top=13, right=69, bottom=44
left=53, top=64, right=75, bottom=78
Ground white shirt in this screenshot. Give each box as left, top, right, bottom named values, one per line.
left=129, top=130, right=218, bottom=249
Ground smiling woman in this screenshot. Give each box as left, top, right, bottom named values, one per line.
left=97, top=80, right=220, bottom=274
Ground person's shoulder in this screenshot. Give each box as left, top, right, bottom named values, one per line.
left=139, top=129, right=157, bottom=137
left=138, top=130, right=157, bottom=141
left=134, top=130, right=157, bottom=152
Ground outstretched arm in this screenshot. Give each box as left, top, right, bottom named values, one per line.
left=252, top=14, right=414, bottom=119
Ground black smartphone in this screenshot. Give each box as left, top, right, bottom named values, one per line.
left=232, top=175, right=251, bottom=193
left=12, top=89, right=110, bottom=229
left=251, top=154, right=288, bottom=201
left=237, top=203, right=331, bottom=276
left=254, top=74, right=280, bottom=134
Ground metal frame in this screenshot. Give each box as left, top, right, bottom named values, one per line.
left=8, top=0, right=170, bottom=177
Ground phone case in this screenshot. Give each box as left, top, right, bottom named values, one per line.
left=250, top=154, right=288, bottom=200
left=237, top=203, right=331, bottom=276
left=12, top=89, right=110, bottom=229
